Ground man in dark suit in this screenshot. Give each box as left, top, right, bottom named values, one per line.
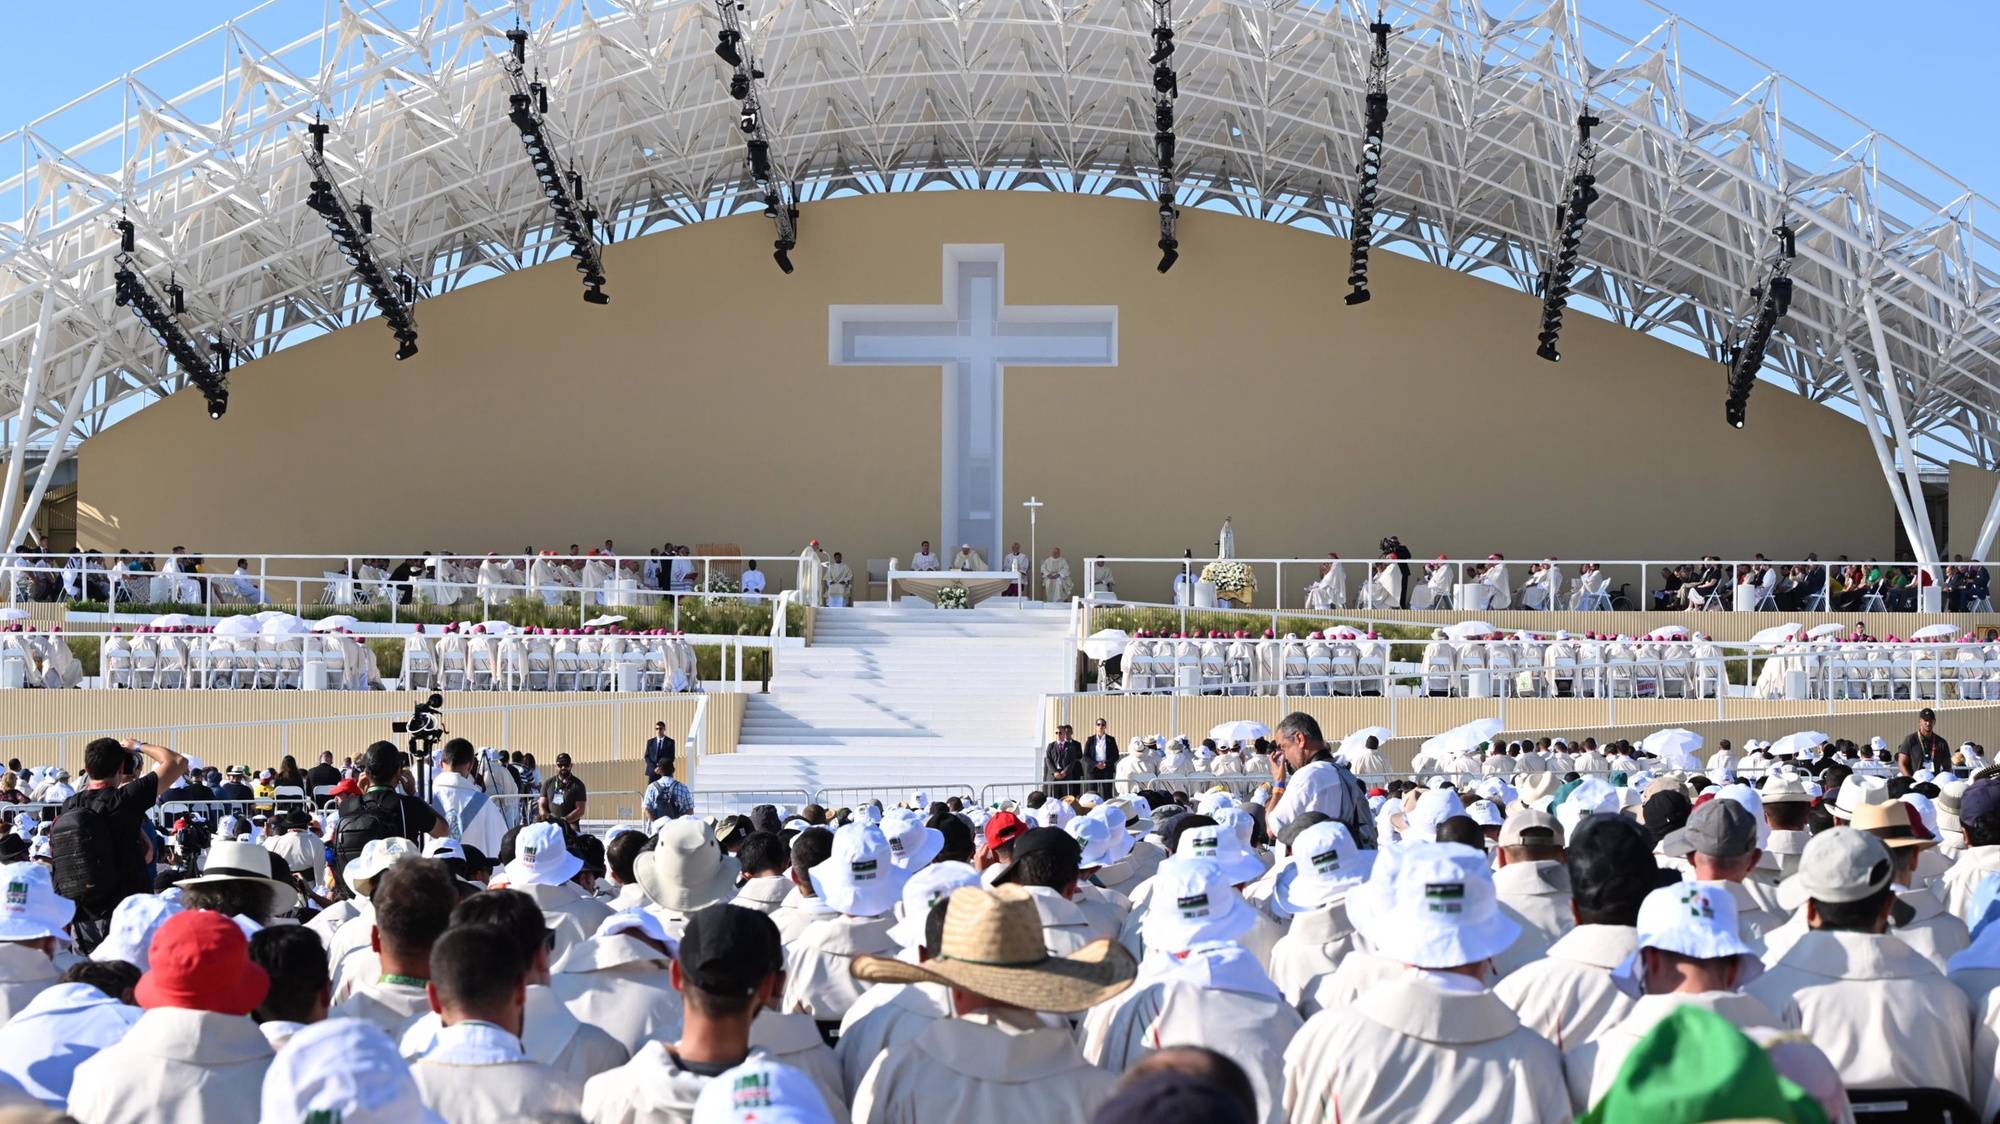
left=1084, top=718, right=1120, bottom=798
left=1044, top=724, right=1083, bottom=786
left=644, top=721, right=676, bottom=784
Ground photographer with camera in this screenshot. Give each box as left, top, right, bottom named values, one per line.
left=332, top=742, right=446, bottom=896
left=395, top=693, right=447, bottom=800
left=51, top=737, right=188, bottom=948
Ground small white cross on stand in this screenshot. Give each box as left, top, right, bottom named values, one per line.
left=1022, top=495, right=1044, bottom=607
left=829, top=245, right=1117, bottom=565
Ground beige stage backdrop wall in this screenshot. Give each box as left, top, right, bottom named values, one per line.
left=1951, top=463, right=2000, bottom=560
left=0, top=691, right=742, bottom=813
left=77, top=191, right=1893, bottom=600
left=1051, top=695, right=2000, bottom=773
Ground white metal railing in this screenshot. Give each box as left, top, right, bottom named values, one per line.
left=0, top=551, right=821, bottom=628
left=0, top=629, right=773, bottom=693
left=1067, top=626, right=2000, bottom=730
left=1082, top=555, right=1995, bottom=616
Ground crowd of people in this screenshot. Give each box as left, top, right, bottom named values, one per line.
left=0, top=709, right=1987, bottom=1120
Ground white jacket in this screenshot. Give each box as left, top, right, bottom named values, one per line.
left=1491, top=860, right=1574, bottom=952
left=0, top=943, right=60, bottom=1023
left=1267, top=900, right=1358, bottom=1008
left=1563, top=990, right=1783, bottom=1114
left=410, top=1021, right=585, bottom=1124
left=853, top=1006, right=1117, bottom=1124
left=748, top=1011, right=851, bottom=1123
left=402, top=985, right=629, bottom=1082
left=781, top=914, right=898, bottom=1023
left=836, top=983, right=949, bottom=1099
left=1283, top=975, right=1571, bottom=1124
left=67, top=1007, right=274, bottom=1124
left=584, top=1045, right=771, bottom=1124
left=549, top=933, right=685, bottom=1056
left=1491, top=924, right=1638, bottom=1050
left=1747, top=929, right=1974, bottom=1098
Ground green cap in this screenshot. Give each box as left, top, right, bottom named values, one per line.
left=1581, top=1006, right=1827, bottom=1124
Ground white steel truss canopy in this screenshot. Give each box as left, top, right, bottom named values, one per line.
left=4, top=0, right=2000, bottom=476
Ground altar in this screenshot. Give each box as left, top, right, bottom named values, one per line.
left=887, top=569, right=1019, bottom=607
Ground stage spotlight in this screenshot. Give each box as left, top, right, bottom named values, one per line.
left=716, top=29, right=743, bottom=67
left=1344, top=16, right=1393, bottom=305
left=1149, top=0, right=1181, bottom=273
left=112, top=229, right=231, bottom=419
left=1150, top=28, right=1174, bottom=65
left=711, top=0, right=799, bottom=271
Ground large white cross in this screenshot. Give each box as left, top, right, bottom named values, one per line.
left=829, top=244, right=1118, bottom=564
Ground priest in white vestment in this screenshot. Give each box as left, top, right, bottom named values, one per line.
left=823, top=551, right=853, bottom=607
left=795, top=540, right=827, bottom=605
left=1002, top=543, right=1028, bottom=595
left=1040, top=548, right=1073, bottom=603
left=1304, top=556, right=1347, bottom=610
left=1091, top=556, right=1116, bottom=595
left=1409, top=558, right=1452, bottom=610
left=1521, top=559, right=1562, bottom=611
left=950, top=545, right=986, bottom=571
left=910, top=542, right=941, bottom=572
left=1481, top=554, right=1514, bottom=610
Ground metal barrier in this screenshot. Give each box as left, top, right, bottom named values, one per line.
left=980, top=773, right=1262, bottom=807
left=807, top=784, right=978, bottom=811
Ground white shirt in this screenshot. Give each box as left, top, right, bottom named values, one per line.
left=1268, top=759, right=1348, bottom=835
left=910, top=551, right=940, bottom=572
left=740, top=569, right=767, bottom=594
left=429, top=771, right=508, bottom=858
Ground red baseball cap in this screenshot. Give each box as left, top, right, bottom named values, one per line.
left=328, top=777, right=362, bottom=800
left=136, top=910, right=269, bottom=1016
left=983, top=811, right=1027, bottom=852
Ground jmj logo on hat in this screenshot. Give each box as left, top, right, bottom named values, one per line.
left=1191, top=836, right=1218, bottom=856
left=4, top=880, right=25, bottom=910
left=1176, top=893, right=1213, bottom=919
left=1424, top=881, right=1466, bottom=914
left=1310, top=848, right=1342, bottom=875
left=852, top=858, right=879, bottom=882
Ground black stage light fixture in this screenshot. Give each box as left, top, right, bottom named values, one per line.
left=1345, top=15, right=1392, bottom=305
left=1722, top=222, right=1797, bottom=429
left=713, top=0, right=799, bottom=271
left=300, top=116, right=422, bottom=359
left=1533, top=110, right=1603, bottom=362
left=1150, top=0, right=1181, bottom=273
left=110, top=224, right=231, bottom=419
left=502, top=24, right=614, bottom=304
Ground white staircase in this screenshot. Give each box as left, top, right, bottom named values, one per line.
left=695, top=604, right=1073, bottom=806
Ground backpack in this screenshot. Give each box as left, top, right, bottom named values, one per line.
left=50, top=792, right=123, bottom=906
left=1327, top=758, right=1378, bottom=850
left=332, top=792, right=411, bottom=880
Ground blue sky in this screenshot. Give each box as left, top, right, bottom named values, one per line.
left=7, top=0, right=1996, bottom=202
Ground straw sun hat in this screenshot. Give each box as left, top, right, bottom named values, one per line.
left=851, top=885, right=1136, bottom=1013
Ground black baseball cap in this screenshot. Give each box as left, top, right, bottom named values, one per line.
left=1568, top=813, right=1678, bottom=915
left=679, top=904, right=782, bottom=997
left=992, top=826, right=1081, bottom=885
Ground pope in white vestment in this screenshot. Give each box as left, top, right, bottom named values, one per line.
left=1040, top=549, right=1073, bottom=603
left=949, top=546, right=986, bottom=571
left=1305, top=558, right=1347, bottom=610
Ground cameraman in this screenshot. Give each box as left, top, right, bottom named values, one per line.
left=54, top=737, right=188, bottom=948
left=331, top=742, right=446, bottom=893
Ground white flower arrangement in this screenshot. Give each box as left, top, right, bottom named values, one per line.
left=701, top=572, right=740, bottom=594
left=1200, top=561, right=1257, bottom=597
left=935, top=583, right=972, bottom=610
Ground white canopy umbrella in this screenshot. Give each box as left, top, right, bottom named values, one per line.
left=1080, top=628, right=1130, bottom=661
left=1806, top=623, right=1846, bottom=639
left=1646, top=625, right=1689, bottom=640
left=1910, top=623, right=1959, bottom=640
left=477, top=620, right=519, bottom=634
left=310, top=615, right=359, bottom=632
left=253, top=610, right=295, bottom=624
left=149, top=613, right=194, bottom=629
left=1443, top=621, right=1496, bottom=641
left=260, top=616, right=310, bottom=637
left=1640, top=728, right=1704, bottom=770
left=579, top=616, right=622, bottom=630
left=1209, top=720, right=1271, bottom=745
left=1340, top=726, right=1394, bottom=753
left=1770, top=731, right=1831, bottom=758
left=1748, top=622, right=1801, bottom=645
left=213, top=616, right=260, bottom=637
left=1420, top=717, right=1505, bottom=760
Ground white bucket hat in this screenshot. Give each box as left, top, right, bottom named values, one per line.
left=1474, top=776, right=1517, bottom=807
left=1196, top=790, right=1240, bottom=817
left=1027, top=800, right=1072, bottom=829
left=1617, top=880, right=1763, bottom=985
left=90, top=894, right=182, bottom=970
left=1270, top=822, right=1374, bottom=917
left=884, top=860, right=982, bottom=950
left=1405, top=788, right=1466, bottom=843
left=259, top=1017, right=445, bottom=1124
left=1173, top=823, right=1263, bottom=885
left=1464, top=799, right=1505, bottom=829
left=0, top=862, right=73, bottom=942
left=505, top=822, right=583, bottom=888
left=809, top=822, right=904, bottom=918
left=1086, top=807, right=1136, bottom=863
left=178, top=840, right=301, bottom=914
left=1066, top=814, right=1118, bottom=870
left=1140, top=856, right=1255, bottom=953
left=692, top=1056, right=835, bottom=1124
left=344, top=837, right=419, bottom=895
left=879, top=809, right=944, bottom=873
left=597, top=907, right=679, bottom=951
left=1350, top=842, right=1520, bottom=969
left=1556, top=777, right=1621, bottom=840
left=1831, top=775, right=1890, bottom=821
left=1213, top=806, right=1256, bottom=850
